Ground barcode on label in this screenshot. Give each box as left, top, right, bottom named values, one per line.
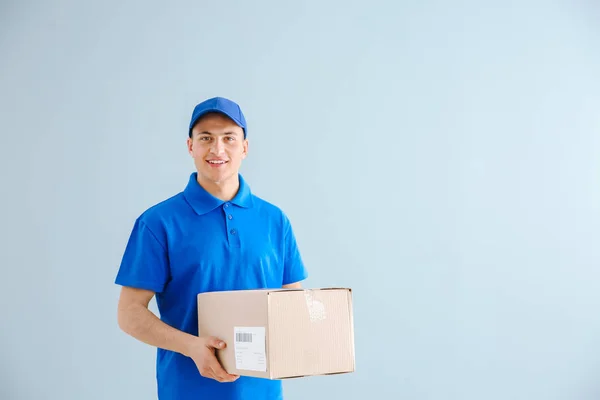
left=236, top=332, right=253, bottom=343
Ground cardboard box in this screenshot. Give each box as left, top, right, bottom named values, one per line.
left=197, top=288, right=355, bottom=379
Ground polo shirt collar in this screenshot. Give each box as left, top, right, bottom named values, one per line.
left=183, top=172, right=254, bottom=215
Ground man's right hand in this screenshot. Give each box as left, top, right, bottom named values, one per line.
left=188, top=336, right=240, bottom=383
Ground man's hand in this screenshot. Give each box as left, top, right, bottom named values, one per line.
left=187, top=336, right=240, bottom=383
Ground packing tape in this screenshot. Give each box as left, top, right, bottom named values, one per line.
left=303, top=290, right=327, bottom=322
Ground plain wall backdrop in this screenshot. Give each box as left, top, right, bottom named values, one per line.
left=1, top=0, right=599, bottom=399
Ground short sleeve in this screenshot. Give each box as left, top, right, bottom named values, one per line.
left=114, top=218, right=170, bottom=293
left=282, top=217, right=308, bottom=285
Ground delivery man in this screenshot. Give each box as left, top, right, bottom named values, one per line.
left=115, top=96, right=308, bottom=399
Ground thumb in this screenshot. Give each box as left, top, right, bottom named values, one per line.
left=205, top=336, right=226, bottom=349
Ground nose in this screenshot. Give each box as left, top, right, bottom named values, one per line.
left=210, top=138, right=225, bottom=155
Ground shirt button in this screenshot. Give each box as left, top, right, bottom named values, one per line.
left=228, top=214, right=233, bottom=220
left=230, top=229, right=236, bottom=235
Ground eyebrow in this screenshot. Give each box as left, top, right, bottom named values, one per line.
left=197, top=131, right=239, bottom=136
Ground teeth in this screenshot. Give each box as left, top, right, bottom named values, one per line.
left=208, top=160, right=226, bottom=164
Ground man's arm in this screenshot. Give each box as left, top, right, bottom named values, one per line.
left=117, top=286, right=196, bottom=355
left=117, top=286, right=238, bottom=382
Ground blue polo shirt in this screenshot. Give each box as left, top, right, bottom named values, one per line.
left=115, top=172, right=308, bottom=400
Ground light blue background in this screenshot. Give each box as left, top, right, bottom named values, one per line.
left=1, top=1, right=599, bottom=399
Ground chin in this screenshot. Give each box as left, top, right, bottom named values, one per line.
left=202, top=171, right=232, bottom=184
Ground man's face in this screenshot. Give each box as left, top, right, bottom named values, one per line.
left=187, top=113, right=248, bottom=186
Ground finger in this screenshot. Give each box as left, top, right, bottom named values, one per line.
left=200, top=367, right=217, bottom=381
left=205, top=336, right=226, bottom=350
left=211, top=363, right=235, bottom=382
left=208, top=357, right=237, bottom=382
left=205, top=371, right=217, bottom=380
left=209, top=365, right=232, bottom=382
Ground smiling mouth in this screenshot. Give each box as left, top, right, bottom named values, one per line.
left=207, top=160, right=228, bottom=166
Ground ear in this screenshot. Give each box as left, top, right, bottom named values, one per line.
left=187, top=137, right=193, bottom=155
left=242, top=139, right=249, bottom=159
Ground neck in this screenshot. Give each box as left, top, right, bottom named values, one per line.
left=196, top=174, right=240, bottom=201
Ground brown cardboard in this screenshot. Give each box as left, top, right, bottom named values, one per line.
left=197, top=288, right=355, bottom=379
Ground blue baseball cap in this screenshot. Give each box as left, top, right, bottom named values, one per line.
left=188, top=96, right=247, bottom=138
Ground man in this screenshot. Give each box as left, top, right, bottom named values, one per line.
left=115, top=96, right=308, bottom=400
